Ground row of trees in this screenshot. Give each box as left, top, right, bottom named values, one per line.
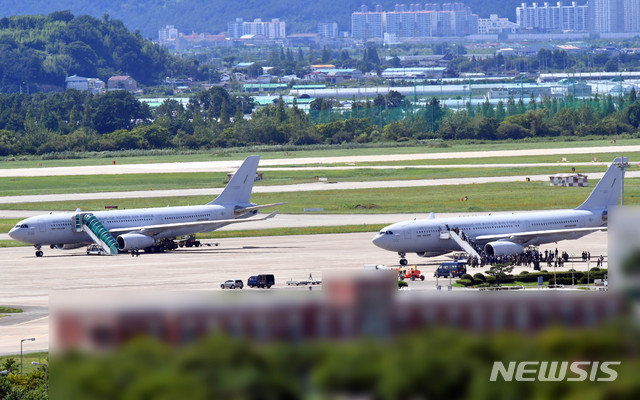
left=2, top=86, right=640, bottom=156
left=51, top=323, right=640, bottom=399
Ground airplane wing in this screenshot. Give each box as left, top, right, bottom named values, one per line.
left=474, top=226, right=607, bottom=244
left=109, top=211, right=279, bottom=236
left=234, top=202, right=288, bottom=215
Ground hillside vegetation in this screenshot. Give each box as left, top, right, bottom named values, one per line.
left=0, top=11, right=206, bottom=92
left=0, top=0, right=524, bottom=38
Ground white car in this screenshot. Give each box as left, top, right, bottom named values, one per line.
left=220, top=280, right=239, bottom=289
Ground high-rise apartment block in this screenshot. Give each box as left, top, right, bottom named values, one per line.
left=623, top=0, right=640, bottom=32
left=351, top=5, right=385, bottom=38
left=351, top=3, right=478, bottom=39
left=228, top=18, right=244, bottom=39
left=158, top=25, right=178, bottom=44
left=588, top=0, right=622, bottom=33
left=477, top=14, right=520, bottom=34
left=516, top=0, right=640, bottom=34
left=516, top=2, right=588, bottom=32
left=241, top=18, right=286, bottom=39
left=317, top=22, right=339, bottom=37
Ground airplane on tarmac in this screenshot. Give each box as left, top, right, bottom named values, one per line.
left=8, top=155, right=285, bottom=257
left=372, top=157, right=629, bottom=265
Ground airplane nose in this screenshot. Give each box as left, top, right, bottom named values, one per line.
left=372, top=233, right=385, bottom=248
left=8, top=227, right=19, bottom=240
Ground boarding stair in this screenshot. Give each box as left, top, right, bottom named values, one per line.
left=73, top=213, right=118, bottom=255
left=446, top=230, right=481, bottom=259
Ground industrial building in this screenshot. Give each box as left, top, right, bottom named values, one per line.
left=65, top=75, right=106, bottom=94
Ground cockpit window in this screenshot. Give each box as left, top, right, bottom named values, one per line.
left=14, top=224, right=28, bottom=228
left=378, top=230, right=394, bottom=235
left=386, top=231, right=393, bottom=235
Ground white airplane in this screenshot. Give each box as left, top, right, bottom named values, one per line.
left=8, top=156, right=285, bottom=257
left=372, top=157, right=628, bottom=265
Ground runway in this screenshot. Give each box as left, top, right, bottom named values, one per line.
left=0, top=144, right=636, bottom=177
left=2, top=171, right=639, bottom=204
left=0, top=230, right=609, bottom=354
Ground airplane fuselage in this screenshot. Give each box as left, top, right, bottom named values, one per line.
left=372, top=208, right=606, bottom=255
left=9, top=203, right=248, bottom=247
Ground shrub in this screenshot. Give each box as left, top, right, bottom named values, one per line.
left=461, top=274, right=474, bottom=281
left=486, top=276, right=496, bottom=284
left=473, top=273, right=486, bottom=282
left=398, top=280, right=408, bottom=288
left=456, top=279, right=473, bottom=287
left=519, top=270, right=529, bottom=275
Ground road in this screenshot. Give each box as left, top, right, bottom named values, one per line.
left=0, top=144, right=637, bottom=177
left=2, top=170, right=639, bottom=204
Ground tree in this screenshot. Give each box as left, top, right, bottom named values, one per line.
left=506, top=97, right=517, bottom=117
left=234, top=105, right=243, bottom=123
left=247, top=63, right=262, bottom=78
left=85, top=90, right=149, bottom=134
left=495, top=100, right=506, bottom=122
left=605, top=58, right=619, bottom=72
left=219, top=98, right=230, bottom=124
left=275, top=96, right=285, bottom=122
left=424, top=97, right=445, bottom=131
left=132, top=125, right=171, bottom=148
left=321, top=47, right=331, bottom=63
left=486, top=264, right=514, bottom=285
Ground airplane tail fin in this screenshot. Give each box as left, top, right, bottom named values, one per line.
left=575, top=157, right=628, bottom=211
left=208, top=156, right=260, bottom=205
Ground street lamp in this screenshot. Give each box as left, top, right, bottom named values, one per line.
left=20, top=338, right=35, bottom=374
left=32, top=362, right=47, bottom=394
left=571, top=254, right=575, bottom=286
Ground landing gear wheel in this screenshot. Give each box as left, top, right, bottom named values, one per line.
left=35, top=250, right=43, bottom=257
left=195, top=241, right=201, bottom=247
left=400, top=258, right=408, bottom=266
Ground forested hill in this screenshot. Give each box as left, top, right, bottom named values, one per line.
left=0, top=12, right=205, bottom=93
left=0, top=0, right=524, bottom=38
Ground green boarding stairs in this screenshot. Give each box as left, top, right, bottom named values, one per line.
left=73, top=213, right=119, bottom=255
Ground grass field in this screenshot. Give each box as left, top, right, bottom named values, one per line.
left=0, top=240, right=29, bottom=247
left=0, top=352, right=48, bottom=374
left=0, top=219, right=19, bottom=233
left=0, top=165, right=620, bottom=197
left=1, top=137, right=638, bottom=169
left=0, top=306, right=22, bottom=313
left=336, top=151, right=640, bottom=167
left=2, top=178, right=637, bottom=213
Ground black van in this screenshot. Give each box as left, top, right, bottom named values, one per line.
left=247, top=274, right=275, bottom=288
left=434, top=261, right=467, bottom=278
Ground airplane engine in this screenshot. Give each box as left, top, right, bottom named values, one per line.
left=484, top=241, right=524, bottom=257
left=117, top=233, right=155, bottom=250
